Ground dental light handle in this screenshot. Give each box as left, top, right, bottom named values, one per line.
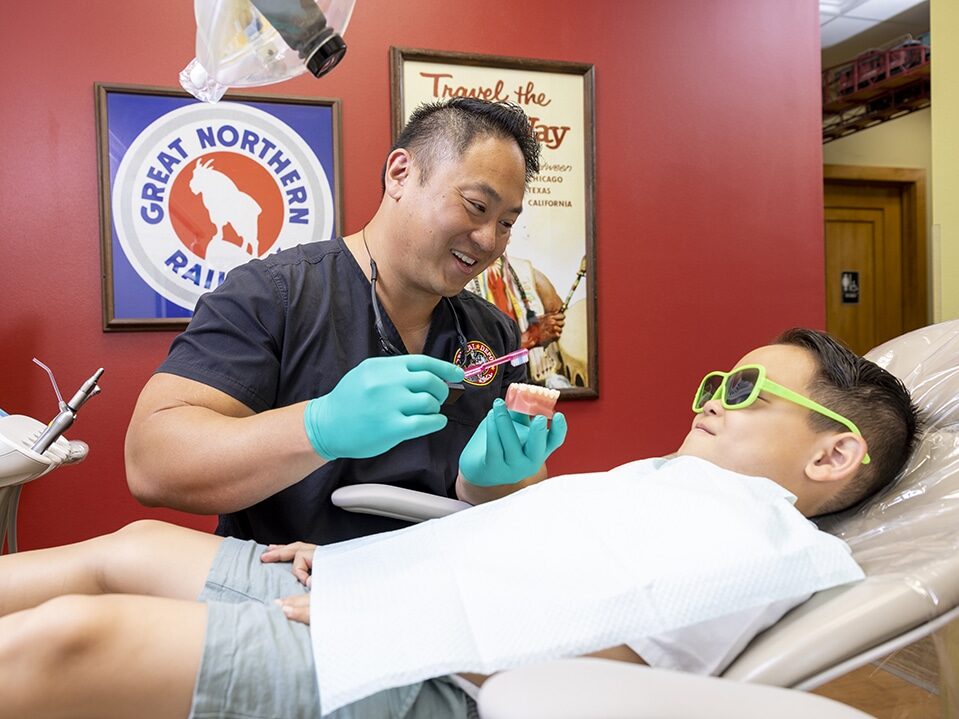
left=31, top=368, right=104, bottom=455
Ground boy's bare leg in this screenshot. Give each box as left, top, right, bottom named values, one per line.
left=0, top=593, right=207, bottom=719
left=0, top=520, right=224, bottom=617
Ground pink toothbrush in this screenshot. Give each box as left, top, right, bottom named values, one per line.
left=463, top=349, right=530, bottom=379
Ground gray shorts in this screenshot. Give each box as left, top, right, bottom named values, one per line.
left=189, top=537, right=476, bottom=719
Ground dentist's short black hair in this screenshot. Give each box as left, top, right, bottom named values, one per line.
left=381, top=98, right=541, bottom=191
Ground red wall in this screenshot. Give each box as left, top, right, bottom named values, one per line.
left=3, top=1, right=824, bottom=550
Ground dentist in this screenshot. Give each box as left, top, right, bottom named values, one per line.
left=125, top=98, right=568, bottom=545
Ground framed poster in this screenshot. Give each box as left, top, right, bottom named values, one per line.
left=391, top=48, right=597, bottom=399
left=95, top=83, right=342, bottom=331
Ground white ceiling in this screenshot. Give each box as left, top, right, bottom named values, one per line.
left=820, top=0, right=927, bottom=47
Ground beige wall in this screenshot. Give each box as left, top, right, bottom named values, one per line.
left=822, top=109, right=934, bottom=319
left=822, top=109, right=931, bottom=172
left=933, top=0, right=959, bottom=321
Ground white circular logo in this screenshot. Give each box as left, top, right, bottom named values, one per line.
left=112, top=102, right=334, bottom=310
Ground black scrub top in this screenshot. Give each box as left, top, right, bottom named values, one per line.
left=158, top=238, right=525, bottom=544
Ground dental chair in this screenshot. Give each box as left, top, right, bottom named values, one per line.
left=332, top=319, right=959, bottom=717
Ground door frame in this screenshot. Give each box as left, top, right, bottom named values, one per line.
left=823, top=164, right=928, bottom=332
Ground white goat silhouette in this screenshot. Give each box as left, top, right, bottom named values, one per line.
left=189, top=158, right=262, bottom=257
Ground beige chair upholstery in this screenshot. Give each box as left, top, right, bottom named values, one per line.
left=478, top=659, right=876, bottom=718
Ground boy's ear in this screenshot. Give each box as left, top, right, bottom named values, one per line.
left=805, top=433, right=869, bottom=483
left=384, top=149, right=412, bottom=199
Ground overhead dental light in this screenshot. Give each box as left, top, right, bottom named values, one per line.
left=181, top=0, right=356, bottom=102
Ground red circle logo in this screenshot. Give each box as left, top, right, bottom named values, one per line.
left=169, top=151, right=284, bottom=260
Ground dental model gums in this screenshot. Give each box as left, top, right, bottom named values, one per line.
left=505, top=383, right=560, bottom=419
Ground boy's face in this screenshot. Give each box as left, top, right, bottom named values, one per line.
left=677, top=344, right=825, bottom=491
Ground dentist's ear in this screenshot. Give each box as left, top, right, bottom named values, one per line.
left=805, top=433, right=869, bottom=483
left=383, top=149, right=412, bottom=199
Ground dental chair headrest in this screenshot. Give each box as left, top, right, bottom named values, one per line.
left=865, top=319, right=959, bottom=429
left=819, top=319, right=959, bottom=575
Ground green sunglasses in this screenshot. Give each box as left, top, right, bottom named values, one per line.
left=693, top=364, right=870, bottom=465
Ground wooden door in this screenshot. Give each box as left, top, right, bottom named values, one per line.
left=824, top=182, right=905, bottom=355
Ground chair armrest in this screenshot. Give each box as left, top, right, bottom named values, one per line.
left=477, top=658, right=875, bottom=719
left=330, top=483, right=471, bottom=523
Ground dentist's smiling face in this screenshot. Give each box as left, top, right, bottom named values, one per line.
left=392, top=134, right=526, bottom=299
left=677, top=344, right=825, bottom=489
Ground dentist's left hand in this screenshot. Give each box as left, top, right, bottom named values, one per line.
left=459, top=398, right=567, bottom=487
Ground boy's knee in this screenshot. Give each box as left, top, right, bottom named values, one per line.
left=0, top=596, right=120, bottom=714
left=88, top=521, right=171, bottom=593
left=101, top=519, right=173, bottom=568
left=113, top=518, right=171, bottom=541
left=2, top=595, right=113, bottom=665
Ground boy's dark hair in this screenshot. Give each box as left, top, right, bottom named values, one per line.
left=381, top=98, right=541, bottom=191
left=775, top=328, right=921, bottom=514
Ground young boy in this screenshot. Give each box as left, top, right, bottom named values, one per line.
left=0, top=329, right=918, bottom=719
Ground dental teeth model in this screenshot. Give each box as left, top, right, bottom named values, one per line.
left=505, top=383, right=560, bottom=419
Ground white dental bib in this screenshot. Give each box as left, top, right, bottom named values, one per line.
left=310, top=456, right=862, bottom=714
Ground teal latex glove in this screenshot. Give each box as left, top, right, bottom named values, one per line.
left=304, top=355, right=464, bottom=460
left=459, top=398, right=568, bottom=487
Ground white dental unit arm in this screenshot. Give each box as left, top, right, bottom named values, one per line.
left=0, top=363, right=103, bottom=491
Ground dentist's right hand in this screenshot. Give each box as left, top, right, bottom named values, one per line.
left=304, top=355, right=464, bottom=461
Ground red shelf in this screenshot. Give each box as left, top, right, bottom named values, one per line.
left=822, top=41, right=931, bottom=144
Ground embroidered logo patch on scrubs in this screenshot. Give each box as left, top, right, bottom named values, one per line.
left=456, top=341, right=497, bottom=386
left=110, top=98, right=335, bottom=312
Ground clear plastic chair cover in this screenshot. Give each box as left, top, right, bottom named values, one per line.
left=818, top=320, right=959, bottom=697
